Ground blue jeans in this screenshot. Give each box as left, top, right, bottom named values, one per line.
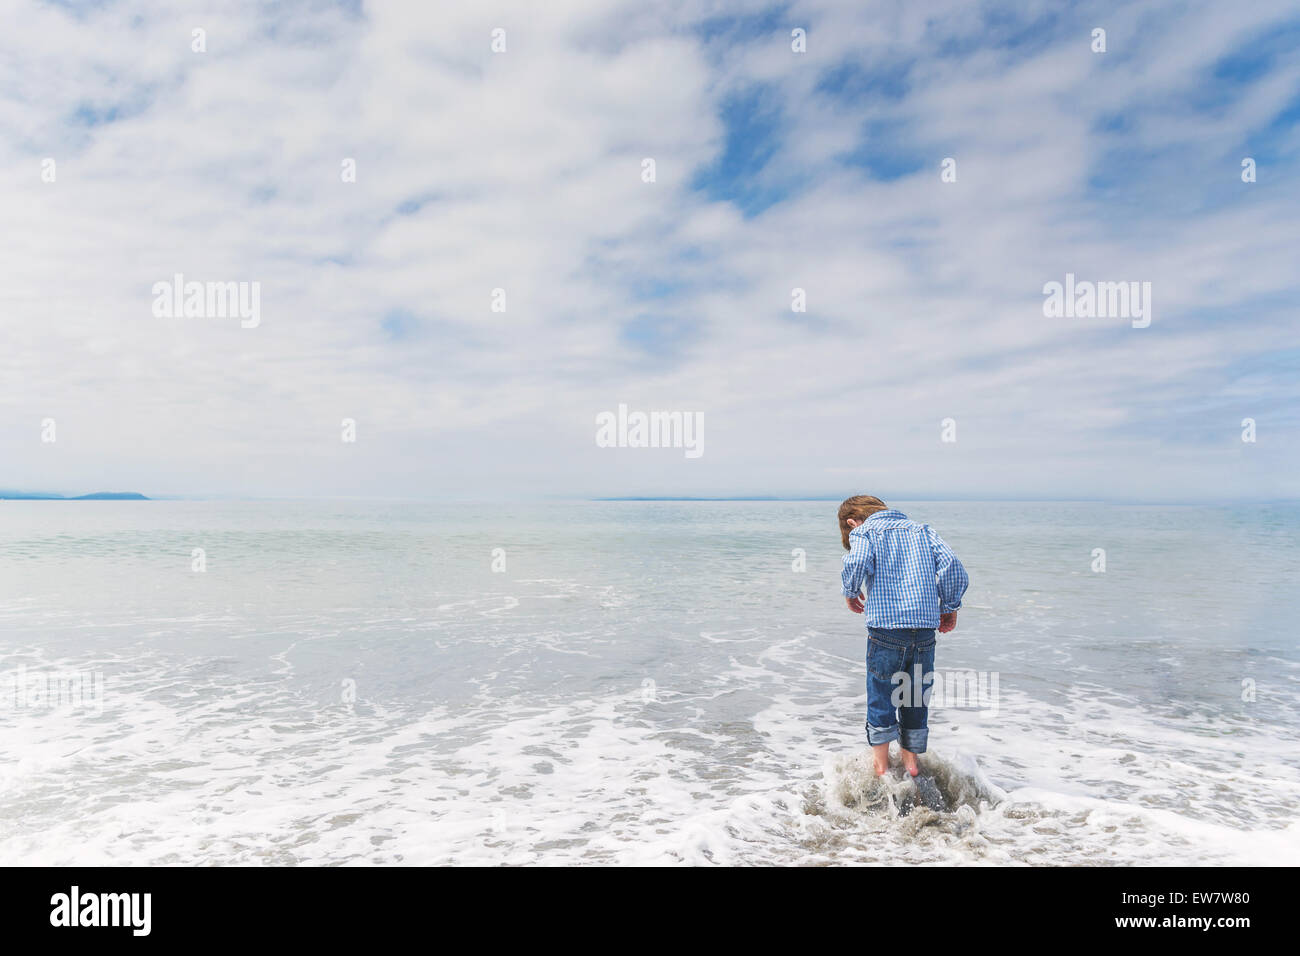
left=865, top=626, right=936, bottom=753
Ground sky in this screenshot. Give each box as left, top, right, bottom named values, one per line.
left=1, top=0, right=1297, bottom=500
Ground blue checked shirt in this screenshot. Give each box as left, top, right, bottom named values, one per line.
left=841, top=510, right=968, bottom=629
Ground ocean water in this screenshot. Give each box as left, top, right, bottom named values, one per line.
left=0, top=499, right=1297, bottom=866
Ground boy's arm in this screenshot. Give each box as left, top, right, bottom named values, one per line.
left=841, top=529, right=874, bottom=608
left=928, top=527, right=969, bottom=614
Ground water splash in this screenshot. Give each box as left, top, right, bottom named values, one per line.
left=822, top=747, right=1005, bottom=823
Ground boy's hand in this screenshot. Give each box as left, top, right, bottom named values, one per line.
left=845, top=594, right=864, bottom=613
left=938, top=611, right=957, bottom=633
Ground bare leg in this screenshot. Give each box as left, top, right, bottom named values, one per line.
left=872, top=742, right=890, bottom=775
left=899, top=747, right=920, bottom=777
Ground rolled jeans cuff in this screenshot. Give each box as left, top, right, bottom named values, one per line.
left=899, top=727, right=928, bottom=754
left=866, top=722, right=899, bottom=746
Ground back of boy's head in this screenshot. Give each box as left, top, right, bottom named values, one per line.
left=838, top=495, right=888, bottom=550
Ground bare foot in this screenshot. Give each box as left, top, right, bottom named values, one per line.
left=871, top=742, right=890, bottom=776
left=900, top=748, right=921, bottom=777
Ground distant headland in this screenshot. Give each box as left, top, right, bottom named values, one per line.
left=0, top=490, right=149, bottom=500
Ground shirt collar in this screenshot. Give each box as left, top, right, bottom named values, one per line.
left=869, top=509, right=908, bottom=521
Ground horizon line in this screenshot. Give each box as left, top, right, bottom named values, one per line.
left=5, top=491, right=1300, bottom=506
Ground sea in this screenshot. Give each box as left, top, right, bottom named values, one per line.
left=1, top=499, right=1296, bottom=865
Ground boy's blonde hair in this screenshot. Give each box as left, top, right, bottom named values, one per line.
left=838, top=495, right=888, bottom=550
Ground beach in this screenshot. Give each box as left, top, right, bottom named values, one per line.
left=1, top=499, right=1296, bottom=865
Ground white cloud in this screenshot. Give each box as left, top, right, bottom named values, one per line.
left=1, top=0, right=1296, bottom=499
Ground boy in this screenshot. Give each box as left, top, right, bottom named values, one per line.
left=838, top=495, right=969, bottom=777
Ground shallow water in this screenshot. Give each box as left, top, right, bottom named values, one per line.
left=0, top=499, right=1297, bottom=864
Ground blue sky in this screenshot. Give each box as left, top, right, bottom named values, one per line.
left=0, top=0, right=1297, bottom=499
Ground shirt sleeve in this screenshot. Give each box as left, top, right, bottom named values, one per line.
left=928, top=526, right=969, bottom=613
left=841, top=528, right=874, bottom=598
